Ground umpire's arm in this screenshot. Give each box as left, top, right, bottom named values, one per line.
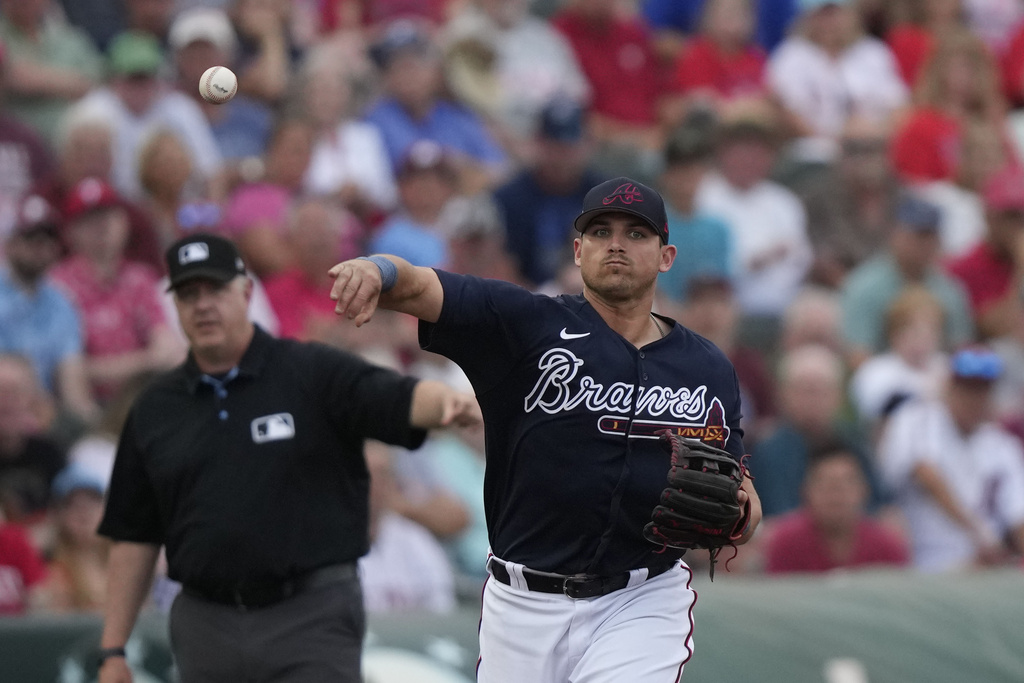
left=99, top=541, right=160, bottom=683
left=329, top=254, right=444, bottom=326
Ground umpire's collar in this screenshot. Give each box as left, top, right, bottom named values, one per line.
left=182, top=324, right=273, bottom=394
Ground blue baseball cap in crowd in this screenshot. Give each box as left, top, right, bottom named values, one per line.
left=539, top=97, right=585, bottom=143
left=799, top=0, right=849, bottom=11
left=950, top=347, right=1003, bottom=382
left=51, top=463, right=107, bottom=501
left=895, top=194, right=942, bottom=233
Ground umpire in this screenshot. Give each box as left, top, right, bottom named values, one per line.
left=96, top=234, right=480, bottom=683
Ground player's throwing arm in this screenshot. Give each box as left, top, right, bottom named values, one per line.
left=329, top=255, right=444, bottom=324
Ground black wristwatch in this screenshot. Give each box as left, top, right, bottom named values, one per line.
left=97, top=646, right=126, bottom=667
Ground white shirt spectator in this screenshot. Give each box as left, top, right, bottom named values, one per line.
left=767, top=35, right=908, bottom=162
left=878, top=399, right=1024, bottom=572
left=850, top=351, right=947, bottom=422
left=70, top=87, right=222, bottom=200
left=303, top=121, right=398, bottom=210
left=358, top=512, right=456, bottom=614
left=696, top=172, right=812, bottom=317
left=918, top=181, right=986, bottom=257
left=443, top=6, right=590, bottom=140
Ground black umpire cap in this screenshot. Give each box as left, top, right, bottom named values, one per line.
left=165, top=233, right=246, bottom=291
left=573, top=177, right=669, bottom=244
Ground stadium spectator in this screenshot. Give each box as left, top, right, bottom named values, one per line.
left=840, top=193, right=974, bottom=366
left=552, top=0, right=666, bottom=183
left=220, top=116, right=314, bottom=279
left=674, top=276, right=777, bottom=446
left=441, top=193, right=522, bottom=284
left=50, top=178, right=184, bottom=404
left=666, top=0, right=768, bottom=122
left=0, top=354, right=66, bottom=527
left=752, top=344, right=881, bottom=518
left=779, top=286, right=845, bottom=355
left=441, top=0, right=589, bottom=158
left=0, top=0, right=103, bottom=144
left=264, top=196, right=362, bottom=342
left=298, top=43, right=397, bottom=223
left=0, top=195, right=99, bottom=427
left=790, top=117, right=900, bottom=289
left=947, top=164, right=1024, bottom=339
left=358, top=441, right=457, bottom=613
left=849, top=286, right=948, bottom=427
left=228, top=0, right=296, bottom=104
left=767, top=0, right=907, bottom=164
left=877, top=346, right=1024, bottom=571
left=695, top=101, right=812, bottom=341
left=0, top=44, right=55, bottom=244
left=0, top=517, right=48, bottom=615
left=136, top=129, right=202, bottom=252
left=368, top=139, right=460, bottom=269
left=656, top=120, right=734, bottom=305
left=884, top=0, right=965, bottom=89
left=919, top=119, right=1006, bottom=257
left=890, top=28, right=1007, bottom=183
left=43, top=463, right=109, bottom=612
left=492, top=96, right=604, bottom=289
left=34, top=108, right=162, bottom=271
left=363, top=19, right=509, bottom=193
left=168, top=7, right=274, bottom=167
left=71, top=31, right=223, bottom=201
left=764, top=447, right=909, bottom=574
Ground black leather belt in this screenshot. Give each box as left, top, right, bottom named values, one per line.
left=182, top=562, right=358, bottom=610
left=487, top=559, right=675, bottom=599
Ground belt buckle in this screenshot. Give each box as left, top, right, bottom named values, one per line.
left=562, top=574, right=591, bottom=599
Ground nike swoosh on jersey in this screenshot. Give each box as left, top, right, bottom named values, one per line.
left=559, top=328, right=591, bottom=340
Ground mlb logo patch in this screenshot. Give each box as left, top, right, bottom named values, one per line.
left=179, top=242, right=210, bottom=265
left=251, top=413, right=296, bottom=444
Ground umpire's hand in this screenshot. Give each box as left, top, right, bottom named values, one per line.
left=329, top=257, right=384, bottom=326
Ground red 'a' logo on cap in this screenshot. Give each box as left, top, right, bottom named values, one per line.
left=602, top=183, right=644, bottom=206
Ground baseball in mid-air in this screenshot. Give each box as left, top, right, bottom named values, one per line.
left=199, top=66, right=237, bottom=104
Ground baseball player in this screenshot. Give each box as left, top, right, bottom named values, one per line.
left=330, top=177, right=762, bottom=682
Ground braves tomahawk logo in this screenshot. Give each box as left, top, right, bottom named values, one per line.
left=524, top=348, right=730, bottom=448
left=602, top=183, right=644, bottom=207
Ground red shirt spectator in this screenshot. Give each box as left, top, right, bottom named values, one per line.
left=764, top=510, right=910, bottom=573
left=674, top=36, right=766, bottom=100
left=890, top=107, right=962, bottom=181
left=886, top=23, right=934, bottom=88
left=0, top=523, right=47, bottom=615
left=552, top=5, right=662, bottom=126
left=264, top=268, right=336, bottom=340
left=1001, top=22, right=1024, bottom=107
left=947, top=241, right=1014, bottom=316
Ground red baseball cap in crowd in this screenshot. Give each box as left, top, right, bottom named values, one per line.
left=573, top=177, right=669, bottom=244
left=982, top=165, right=1024, bottom=213
left=62, top=177, right=122, bottom=223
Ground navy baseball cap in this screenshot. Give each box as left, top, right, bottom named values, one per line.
left=539, top=97, right=585, bottom=142
left=166, top=233, right=246, bottom=291
left=950, top=347, right=1003, bottom=382
left=573, top=177, right=669, bottom=244
left=895, top=194, right=942, bottom=233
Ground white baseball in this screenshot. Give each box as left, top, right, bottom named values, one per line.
left=199, top=66, right=238, bottom=104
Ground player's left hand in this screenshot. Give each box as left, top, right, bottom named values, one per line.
left=329, top=259, right=382, bottom=326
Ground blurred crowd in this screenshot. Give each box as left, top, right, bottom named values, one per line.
left=3, top=0, right=1024, bottom=619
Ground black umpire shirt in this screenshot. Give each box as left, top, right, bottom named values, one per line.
left=97, top=326, right=427, bottom=590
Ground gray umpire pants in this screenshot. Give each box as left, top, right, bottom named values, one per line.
left=169, top=578, right=365, bottom=683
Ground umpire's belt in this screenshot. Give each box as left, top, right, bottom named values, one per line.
left=182, top=562, right=357, bottom=610
left=487, top=558, right=674, bottom=599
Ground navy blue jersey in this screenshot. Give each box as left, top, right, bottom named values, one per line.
left=420, top=271, right=744, bottom=575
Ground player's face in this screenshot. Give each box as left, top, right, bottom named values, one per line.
left=174, top=276, right=253, bottom=357
left=574, top=212, right=675, bottom=303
